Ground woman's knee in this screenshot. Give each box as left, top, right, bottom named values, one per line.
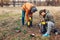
left=47, top=21, right=54, bottom=28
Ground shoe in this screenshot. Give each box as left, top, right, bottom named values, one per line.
left=42, top=33, right=50, bottom=37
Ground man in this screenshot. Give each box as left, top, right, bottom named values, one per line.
left=39, top=9, right=55, bottom=37
left=22, top=2, right=37, bottom=27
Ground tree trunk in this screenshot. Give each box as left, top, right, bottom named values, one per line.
left=1, top=0, right=3, bottom=7
left=13, top=0, right=15, bottom=7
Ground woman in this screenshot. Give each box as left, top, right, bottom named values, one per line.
left=39, top=9, right=55, bottom=37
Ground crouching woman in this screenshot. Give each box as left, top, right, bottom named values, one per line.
left=39, top=9, right=55, bottom=37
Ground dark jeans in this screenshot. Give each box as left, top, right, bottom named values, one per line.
left=41, top=24, right=47, bottom=34
left=22, top=10, right=25, bottom=25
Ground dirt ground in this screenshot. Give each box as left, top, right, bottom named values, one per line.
left=0, top=6, right=60, bottom=40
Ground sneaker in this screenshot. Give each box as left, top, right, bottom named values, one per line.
left=42, top=33, right=50, bottom=37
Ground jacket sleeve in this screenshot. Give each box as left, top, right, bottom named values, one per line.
left=26, top=10, right=29, bottom=22
left=47, top=14, right=55, bottom=23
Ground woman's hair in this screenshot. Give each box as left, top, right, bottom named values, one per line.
left=39, top=9, right=46, bottom=15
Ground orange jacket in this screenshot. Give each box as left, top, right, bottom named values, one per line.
left=22, top=3, right=34, bottom=22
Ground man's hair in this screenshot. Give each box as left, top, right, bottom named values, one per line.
left=31, top=6, right=37, bottom=13
left=39, top=9, right=46, bottom=15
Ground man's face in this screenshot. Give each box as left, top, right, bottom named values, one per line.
left=41, top=12, right=46, bottom=16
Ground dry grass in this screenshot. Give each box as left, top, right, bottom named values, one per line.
left=0, top=6, right=60, bottom=40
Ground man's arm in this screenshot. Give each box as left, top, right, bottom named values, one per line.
left=26, top=10, right=29, bottom=22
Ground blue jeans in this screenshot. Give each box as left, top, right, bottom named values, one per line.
left=39, top=21, right=54, bottom=34
left=22, top=10, right=25, bottom=25
left=46, top=21, right=54, bottom=34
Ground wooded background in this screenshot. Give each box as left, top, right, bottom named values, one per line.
left=0, top=0, right=60, bottom=7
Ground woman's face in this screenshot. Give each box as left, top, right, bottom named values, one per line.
left=41, top=12, right=46, bottom=16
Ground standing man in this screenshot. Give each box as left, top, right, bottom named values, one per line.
left=22, top=2, right=37, bottom=27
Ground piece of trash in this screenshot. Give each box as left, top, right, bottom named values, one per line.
left=15, top=29, right=21, bottom=33
left=52, top=29, right=60, bottom=35
left=14, top=27, right=21, bottom=33
left=55, top=32, right=58, bottom=35
left=30, top=33, right=35, bottom=37
left=55, top=31, right=60, bottom=35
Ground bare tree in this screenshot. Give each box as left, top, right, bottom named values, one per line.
left=13, top=0, right=15, bottom=7
left=1, top=0, right=3, bottom=7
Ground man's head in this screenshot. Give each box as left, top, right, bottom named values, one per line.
left=31, top=6, right=37, bottom=13
left=39, top=9, right=46, bottom=16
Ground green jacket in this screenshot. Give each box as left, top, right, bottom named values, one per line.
left=44, top=10, right=55, bottom=23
